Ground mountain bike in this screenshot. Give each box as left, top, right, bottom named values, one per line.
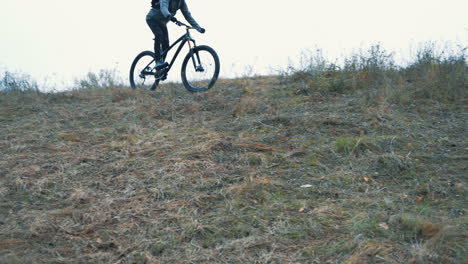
left=129, top=19, right=220, bottom=92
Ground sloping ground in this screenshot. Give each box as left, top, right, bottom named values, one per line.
left=0, top=77, right=467, bottom=263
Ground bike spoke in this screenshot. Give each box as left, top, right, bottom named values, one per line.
left=130, top=53, right=157, bottom=90
left=184, top=49, right=216, bottom=90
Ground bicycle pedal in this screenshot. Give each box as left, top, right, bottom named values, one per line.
left=155, top=62, right=169, bottom=70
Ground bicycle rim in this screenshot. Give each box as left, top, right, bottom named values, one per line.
left=131, top=53, right=157, bottom=90
left=183, top=49, right=218, bottom=91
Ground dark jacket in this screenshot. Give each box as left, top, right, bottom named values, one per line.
left=150, top=0, right=200, bottom=29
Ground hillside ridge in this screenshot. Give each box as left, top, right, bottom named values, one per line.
left=1, top=76, right=467, bottom=263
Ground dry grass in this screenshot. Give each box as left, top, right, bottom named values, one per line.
left=282, top=44, right=467, bottom=106
left=0, top=70, right=467, bottom=263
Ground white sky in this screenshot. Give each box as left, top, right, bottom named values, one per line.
left=0, top=0, right=467, bottom=89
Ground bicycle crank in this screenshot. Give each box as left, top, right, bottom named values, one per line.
left=155, top=69, right=168, bottom=81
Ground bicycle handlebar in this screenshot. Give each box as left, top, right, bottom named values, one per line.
left=172, top=19, right=193, bottom=29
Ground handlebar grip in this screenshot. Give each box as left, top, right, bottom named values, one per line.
left=171, top=18, right=189, bottom=28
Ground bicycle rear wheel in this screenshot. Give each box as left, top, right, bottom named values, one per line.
left=129, top=50, right=160, bottom=90
left=181, top=45, right=220, bottom=92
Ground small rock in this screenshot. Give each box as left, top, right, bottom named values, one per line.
left=378, top=222, right=389, bottom=230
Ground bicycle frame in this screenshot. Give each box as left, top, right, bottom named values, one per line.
left=161, top=27, right=198, bottom=74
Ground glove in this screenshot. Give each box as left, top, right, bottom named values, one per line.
left=197, top=27, right=206, bottom=34
left=168, top=16, right=177, bottom=22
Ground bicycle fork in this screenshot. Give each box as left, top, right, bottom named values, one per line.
left=188, top=40, right=204, bottom=72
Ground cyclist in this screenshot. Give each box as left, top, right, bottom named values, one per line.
left=147, top=0, right=206, bottom=69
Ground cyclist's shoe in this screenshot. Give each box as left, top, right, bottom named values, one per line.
left=154, top=59, right=167, bottom=70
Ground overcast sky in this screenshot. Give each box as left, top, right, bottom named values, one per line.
left=0, top=0, right=466, bottom=89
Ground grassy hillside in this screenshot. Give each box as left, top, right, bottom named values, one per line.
left=1, top=47, right=467, bottom=263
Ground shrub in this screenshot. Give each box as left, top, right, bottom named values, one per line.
left=73, top=69, right=123, bottom=90
left=0, top=71, right=39, bottom=92
left=282, top=42, right=467, bottom=103
left=402, top=43, right=467, bottom=102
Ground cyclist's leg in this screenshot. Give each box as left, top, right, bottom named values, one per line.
left=146, top=10, right=169, bottom=62
left=146, top=20, right=163, bottom=61
left=161, top=23, right=169, bottom=61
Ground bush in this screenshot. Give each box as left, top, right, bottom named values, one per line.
left=0, top=71, right=39, bottom=92
left=403, top=44, right=467, bottom=102
left=73, top=69, right=123, bottom=90
left=282, top=42, right=467, bottom=103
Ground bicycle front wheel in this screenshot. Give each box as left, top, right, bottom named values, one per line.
left=129, top=50, right=160, bottom=90
left=181, top=45, right=220, bottom=92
